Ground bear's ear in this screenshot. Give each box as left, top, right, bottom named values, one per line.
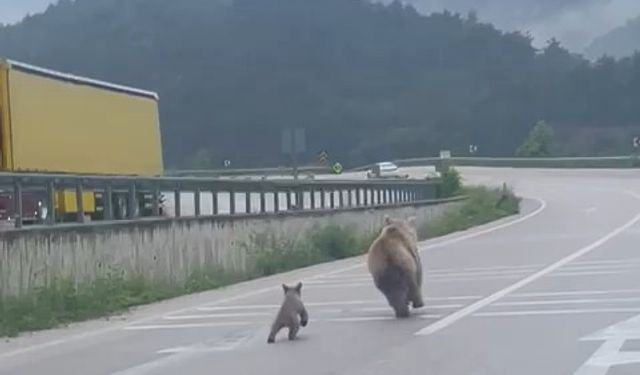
left=384, top=216, right=393, bottom=225
left=295, top=282, right=302, bottom=293
left=282, top=284, right=289, bottom=293
left=407, top=216, right=416, bottom=227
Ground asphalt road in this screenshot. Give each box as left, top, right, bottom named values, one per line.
left=2, top=167, right=640, bottom=375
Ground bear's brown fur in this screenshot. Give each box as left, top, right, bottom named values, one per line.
left=366, top=216, right=424, bottom=318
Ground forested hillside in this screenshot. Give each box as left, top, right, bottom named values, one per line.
left=1, top=0, right=639, bottom=167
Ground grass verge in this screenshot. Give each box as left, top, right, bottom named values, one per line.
left=422, top=185, right=521, bottom=239
left=0, top=184, right=519, bottom=337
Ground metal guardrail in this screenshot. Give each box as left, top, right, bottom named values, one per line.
left=165, top=166, right=331, bottom=177
left=353, top=155, right=640, bottom=171
left=0, top=172, right=439, bottom=230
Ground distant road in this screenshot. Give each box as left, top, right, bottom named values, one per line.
left=2, top=167, right=640, bottom=375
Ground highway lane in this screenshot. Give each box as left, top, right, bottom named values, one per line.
left=1, top=167, right=640, bottom=374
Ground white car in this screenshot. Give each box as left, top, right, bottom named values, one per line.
left=366, top=162, right=408, bottom=179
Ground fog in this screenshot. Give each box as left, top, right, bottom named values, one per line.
left=399, top=0, right=640, bottom=52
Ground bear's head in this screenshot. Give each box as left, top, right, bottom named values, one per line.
left=282, top=282, right=303, bottom=296
left=383, top=216, right=418, bottom=246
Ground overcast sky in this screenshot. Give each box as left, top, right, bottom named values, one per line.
left=2, top=0, right=640, bottom=52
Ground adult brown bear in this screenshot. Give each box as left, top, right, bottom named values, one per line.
left=366, top=216, right=424, bottom=317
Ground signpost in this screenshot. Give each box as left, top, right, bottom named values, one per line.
left=281, top=128, right=306, bottom=179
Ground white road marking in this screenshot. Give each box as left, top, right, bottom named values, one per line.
left=197, top=296, right=481, bottom=312
left=474, top=308, right=640, bottom=318
left=163, top=312, right=271, bottom=320
left=575, top=313, right=640, bottom=375
left=323, top=314, right=443, bottom=323
left=559, top=264, right=640, bottom=272
left=415, top=204, right=640, bottom=337
left=427, top=269, right=534, bottom=278
left=493, top=297, right=640, bottom=307
left=550, top=271, right=629, bottom=277
left=356, top=304, right=463, bottom=312
left=571, top=258, right=640, bottom=266
left=511, top=289, right=640, bottom=298
left=426, top=264, right=543, bottom=274
left=125, top=322, right=252, bottom=331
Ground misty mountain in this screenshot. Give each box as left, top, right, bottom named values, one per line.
left=586, top=15, right=640, bottom=59
left=0, top=0, right=639, bottom=168
left=399, top=0, right=640, bottom=52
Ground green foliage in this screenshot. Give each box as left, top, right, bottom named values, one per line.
left=1, top=0, right=638, bottom=166
left=0, top=275, right=180, bottom=337
left=516, top=121, right=554, bottom=157
left=247, top=224, right=375, bottom=277
left=423, top=186, right=520, bottom=239
left=439, top=167, right=463, bottom=198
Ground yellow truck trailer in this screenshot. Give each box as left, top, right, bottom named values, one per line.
left=0, top=58, right=164, bottom=221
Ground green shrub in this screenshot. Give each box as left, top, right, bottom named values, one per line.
left=439, top=167, right=462, bottom=198
left=424, top=185, right=520, bottom=238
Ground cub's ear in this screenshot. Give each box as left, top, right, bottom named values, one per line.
left=384, top=215, right=393, bottom=225
left=295, top=282, right=302, bottom=293
left=282, top=284, right=289, bottom=293
left=407, top=216, right=416, bottom=227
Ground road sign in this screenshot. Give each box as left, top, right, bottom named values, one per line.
left=634, top=136, right=639, bottom=148
left=318, top=151, right=329, bottom=165
left=469, top=144, right=478, bottom=154
left=440, top=150, right=451, bottom=159
left=223, top=160, right=231, bottom=168
left=575, top=313, right=640, bottom=374
left=281, top=128, right=306, bottom=154
left=332, top=162, right=343, bottom=174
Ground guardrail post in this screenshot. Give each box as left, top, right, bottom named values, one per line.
left=347, top=189, right=353, bottom=207
left=229, top=189, right=236, bottom=215
left=356, top=188, right=361, bottom=206
left=152, top=186, right=161, bottom=217
left=194, top=189, right=201, bottom=217
left=338, top=190, right=345, bottom=208
left=212, top=191, right=219, bottom=215
left=127, top=183, right=136, bottom=219
left=363, top=188, right=369, bottom=206
left=47, top=180, right=56, bottom=225
left=320, top=188, right=326, bottom=209
left=13, top=179, right=23, bottom=229
left=330, top=190, right=336, bottom=208
left=310, top=189, right=316, bottom=209
left=174, top=188, right=181, bottom=217
left=76, top=180, right=86, bottom=223
left=260, top=189, right=266, bottom=214
left=274, top=191, right=280, bottom=213
left=376, top=189, right=382, bottom=205
left=286, top=190, right=293, bottom=210
left=104, top=185, right=113, bottom=220
left=295, top=189, right=304, bottom=210
left=245, top=191, right=251, bottom=214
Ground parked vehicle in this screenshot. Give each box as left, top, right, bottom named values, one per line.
left=0, top=58, right=164, bottom=223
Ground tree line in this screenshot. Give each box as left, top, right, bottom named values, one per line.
left=1, top=0, right=638, bottom=168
